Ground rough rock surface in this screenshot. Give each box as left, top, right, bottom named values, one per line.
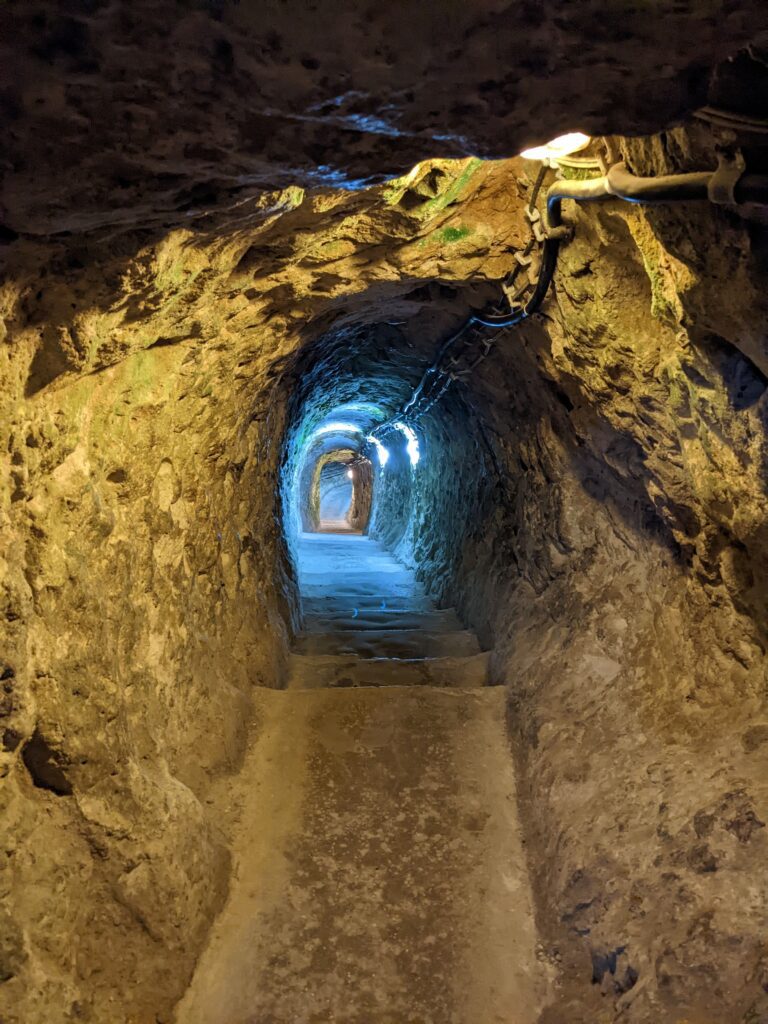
left=2, top=5, right=768, bottom=1023
left=3, top=1, right=768, bottom=235
left=374, top=132, right=768, bottom=1022
left=177, top=684, right=547, bottom=1024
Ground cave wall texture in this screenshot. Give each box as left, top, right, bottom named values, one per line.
left=369, top=134, right=768, bottom=1024
left=347, top=458, right=373, bottom=533
left=2, top=2, right=768, bottom=1023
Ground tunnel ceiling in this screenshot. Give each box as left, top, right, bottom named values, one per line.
left=8, top=156, right=528, bottom=399
left=2, top=1, right=768, bottom=236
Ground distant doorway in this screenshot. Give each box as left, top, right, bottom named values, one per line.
left=318, top=460, right=354, bottom=531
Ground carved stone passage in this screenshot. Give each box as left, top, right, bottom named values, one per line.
left=2, top=6, right=768, bottom=1024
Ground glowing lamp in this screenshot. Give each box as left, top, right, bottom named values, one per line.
left=312, top=422, right=363, bottom=438
left=366, top=435, right=390, bottom=467
left=394, top=422, right=420, bottom=467
left=519, top=132, right=591, bottom=166
left=347, top=469, right=354, bottom=479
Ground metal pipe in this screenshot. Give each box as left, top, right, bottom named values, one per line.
left=475, top=160, right=768, bottom=332
left=546, top=163, right=709, bottom=233
left=546, top=161, right=768, bottom=232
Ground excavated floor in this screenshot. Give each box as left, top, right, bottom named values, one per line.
left=290, top=532, right=490, bottom=687
left=176, top=534, right=547, bottom=1024
left=176, top=687, right=547, bottom=1024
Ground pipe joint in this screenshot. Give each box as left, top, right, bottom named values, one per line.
left=708, top=150, right=747, bottom=205
left=544, top=223, right=573, bottom=242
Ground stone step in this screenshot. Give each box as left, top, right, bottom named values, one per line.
left=286, top=651, right=490, bottom=690
left=301, top=596, right=450, bottom=615
left=294, top=628, right=482, bottom=659
left=299, top=565, right=413, bottom=577
left=300, top=584, right=427, bottom=601
left=300, top=607, right=465, bottom=632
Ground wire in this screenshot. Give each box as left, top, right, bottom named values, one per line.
left=375, top=168, right=557, bottom=440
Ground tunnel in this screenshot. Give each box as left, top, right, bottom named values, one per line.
left=3, top=4, right=768, bottom=1024
left=316, top=460, right=354, bottom=529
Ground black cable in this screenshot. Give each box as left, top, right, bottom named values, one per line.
left=529, top=163, right=548, bottom=213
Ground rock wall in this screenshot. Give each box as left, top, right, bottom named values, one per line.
left=348, top=458, right=374, bottom=533
left=371, top=135, right=768, bottom=1022
left=1, top=303, right=293, bottom=1021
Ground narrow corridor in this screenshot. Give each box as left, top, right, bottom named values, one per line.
left=7, top=11, right=768, bottom=1022
left=177, top=532, right=548, bottom=1023
left=290, top=532, right=489, bottom=687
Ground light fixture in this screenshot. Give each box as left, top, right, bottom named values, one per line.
left=366, top=435, right=390, bottom=467
left=394, top=422, right=420, bottom=466
left=346, top=468, right=354, bottom=479
left=520, top=132, right=591, bottom=166
left=312, top=422, right=363, bottom=437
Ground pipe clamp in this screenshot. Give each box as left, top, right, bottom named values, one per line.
left=708, top=150, right=746, bottom=205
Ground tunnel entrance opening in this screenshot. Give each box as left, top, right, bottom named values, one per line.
left=317, top=458, right=355, bottom=531
left=315, top=456, right=358, bottom=536
left=314, top=454, right=374, bottom=534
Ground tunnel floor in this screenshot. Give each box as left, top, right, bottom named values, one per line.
left=176, top=688, right=546, bottom=1023
left=318, top=518, right=360, bottom=534
left=176, top=534, right=549, bottom=1022
left=290, top=532, right=490, bottom=685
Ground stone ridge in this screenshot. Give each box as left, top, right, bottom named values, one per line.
left=2, top=1, right=767, bottom=233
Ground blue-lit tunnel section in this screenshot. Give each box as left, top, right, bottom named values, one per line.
left=284, top=401, right=422, bottom=545
left=277, top=318, right=498, bottom=628
left=278, top=384, right=434, bottom=646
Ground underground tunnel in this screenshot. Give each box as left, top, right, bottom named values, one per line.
left=2, top=3, right=768, bottom=1023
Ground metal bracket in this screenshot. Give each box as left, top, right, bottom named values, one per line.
left=544, top=223, right=573, bottom=242
left=708, top=149, right=746, bottom=205
left=502, top=277, right=529, bottom=305
left=526, top=205, right=547, bottom=242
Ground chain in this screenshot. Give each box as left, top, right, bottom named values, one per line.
left=375, top=167, right=551, bottom=438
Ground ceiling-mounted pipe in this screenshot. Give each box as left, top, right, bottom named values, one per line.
left=546, top=160, right=768, bottom=234
left=476, top=157, right=768, bottom=330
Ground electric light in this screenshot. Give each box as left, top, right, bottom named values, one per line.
left=312, top=422, right=363, bottom=437
left=519, top=132, right=591, bottom=165
left=394, top=422, right=420, bottom=466
left=366, top=435, right=390, bottom=467
left=347, top=468, right=354, bottom=479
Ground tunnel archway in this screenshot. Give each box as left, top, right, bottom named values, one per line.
left=278, top=314, right=496, bottom=616
left=310, top=452, right=374, bottom=533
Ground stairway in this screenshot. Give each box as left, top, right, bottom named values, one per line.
left=289, top=531, right=490, bottom=689
left=176, top=532, right=548, bottom=1024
